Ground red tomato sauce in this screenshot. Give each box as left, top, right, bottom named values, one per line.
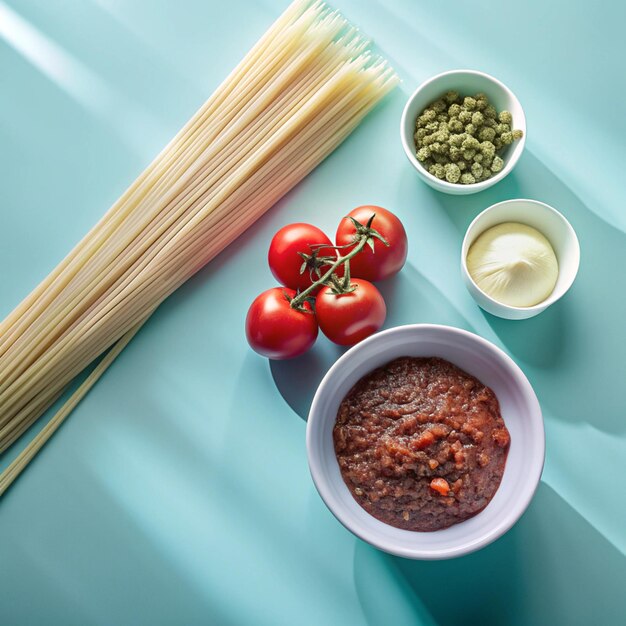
left=333, top=357, right=510, bottom=531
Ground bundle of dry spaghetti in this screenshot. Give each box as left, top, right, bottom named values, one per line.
left=0, top=0, right=397, bottom=493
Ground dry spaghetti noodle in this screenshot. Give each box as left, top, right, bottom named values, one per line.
left=0, top=0, right=398, bottom=493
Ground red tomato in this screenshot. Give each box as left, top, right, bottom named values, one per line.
left=315, top=279, right=386, bottom=346
left=268, top=223, right=336, bottom=292
left=246, top=288, right=318, bottom=359
left=335, top=206, right=408, bottom=282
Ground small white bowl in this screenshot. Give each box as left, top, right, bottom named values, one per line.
left=400, top=70, right=526, bottom=195
left=306, top=324, right=544, bottom=560
left=461, top=199, right=580, bottom=320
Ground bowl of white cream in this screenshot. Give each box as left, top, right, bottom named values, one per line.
left=461, top=199, right=580, bottom=320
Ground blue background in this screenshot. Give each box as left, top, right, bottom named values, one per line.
left=1, top=1, right=624, bottom=624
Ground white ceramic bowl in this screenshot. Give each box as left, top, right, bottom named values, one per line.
left=400, top=70, right=526, bottom=195
left=306, top=324, right=544, bottom=560
left=461, top=199, right=580, bottom=320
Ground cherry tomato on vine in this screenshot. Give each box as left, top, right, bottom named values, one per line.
left=268, top=223, right=337, bottom=293
left=315, top=278, right=386, bottom=346
left=246, top=287, right=318, bottom=359
left=335, top=206, right=408, bottom=282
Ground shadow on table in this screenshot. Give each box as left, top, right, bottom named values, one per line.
left=352, top=482, right=626, bottom=626
left=481, top=298, right=567, bottom=369
left=269, top=144, right=626, bottom=434
left=270, top=342, right=346, bottom=421
left=416, top=148, right=626, bottom=435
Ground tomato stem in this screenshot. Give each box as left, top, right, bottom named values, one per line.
left=342, top=256, right=351, bottom=291
left=290, top=235, right=370, bottom=309
left=309, top=242, right=354, bottom=251
left=289, top=214, right=389, bottom=310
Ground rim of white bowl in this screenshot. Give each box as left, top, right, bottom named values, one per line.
left=400, top=69, right=527, bottom=192
left=306, top=324, right=545, bottom=560
left=461, top=198, right=581, bottom=312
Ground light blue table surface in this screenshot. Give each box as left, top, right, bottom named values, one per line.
left=1, top=1, right=625, bottom=624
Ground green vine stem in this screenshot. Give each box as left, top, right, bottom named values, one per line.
left=289, top=214, right=389, bottom=311
left=342, top=256, right=351, bottom=291
left=289, top=235, right=369, bottom=310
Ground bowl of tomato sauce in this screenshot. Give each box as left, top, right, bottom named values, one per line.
left=306, top=324, right=544, bottom=559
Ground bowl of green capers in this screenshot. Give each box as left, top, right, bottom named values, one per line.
left=401, top=70, right=526, bottom=195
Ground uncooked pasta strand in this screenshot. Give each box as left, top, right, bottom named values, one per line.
left=0, top=1, right=310, bottom=343
left=0, top=0, right=398, bottom=484
left=0, top=72, right=392, bottom=434
left=0, top=15, right=356, bottom=382
left=0, top=320, right=147, bottom=493
left=0, top=4, right=312, bottom=354
left=0, top=104, right=375, bottom=451
left=0, top=58, right=384, bottom=405
left=0, top=35, right=352, bottom=371
left=0, top=70, right=390, bottom=426
left=0, top=91, right=382, bottom=449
